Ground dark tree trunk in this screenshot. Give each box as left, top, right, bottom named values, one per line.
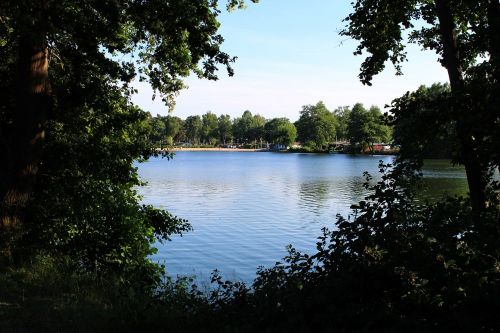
left=0, top=35, right=50, bottom=230
left=435, top=0, right=487, bottom=220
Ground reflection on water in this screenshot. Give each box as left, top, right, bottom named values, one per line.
left=136, top=153, right=466, bottom=282
left=298, top=181, right=330, bottom=213
left=418, top=160, right=468, bottom=200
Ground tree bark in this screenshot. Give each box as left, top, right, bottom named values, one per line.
left=434, top=0, right=486, bottom=220
left=0, top=35, right=50, bottom=230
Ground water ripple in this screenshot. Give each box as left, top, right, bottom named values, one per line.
left=136, top=153, right=466, bottom=283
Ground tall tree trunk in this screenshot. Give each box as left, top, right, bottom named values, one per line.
left=435, top=0, right=486, bottom=220
left=0, top=35, right=50, bottom=230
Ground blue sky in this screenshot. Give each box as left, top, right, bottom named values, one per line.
left=132, top=1, right=449, bottom=121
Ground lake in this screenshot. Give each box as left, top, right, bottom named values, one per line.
left=137, top=152, right=467, bottom=283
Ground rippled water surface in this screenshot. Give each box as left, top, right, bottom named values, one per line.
left=137, top=152, right=467, bottom=282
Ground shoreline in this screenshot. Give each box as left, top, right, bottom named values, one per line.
left=156, top=147, right=398, bottom=156
left=162, top=147, right=270, bottom=152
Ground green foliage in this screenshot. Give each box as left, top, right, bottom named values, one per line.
left=20, top=59, right=192, bottom=272
left=165, top=116, right=184, bottom=143
left=201, top=112, right=219, bottom=145
left=341, top=0, right=495, bottom=85
left=148, top=114, right=184, bottom=146
left=0, top=0, right=246, bottom=109
left=232, top=110, right=266, bottom=145
left=342, top=0, right=500, bottom=213
left=149, top=115, right=166, bottom=143
left=295, top=101, right=338, bottom=151
left=184, top=115, right=203, bottom=144
left=217, top=114, right=233, bottom=144
left=0, top=255, right=210, bottom=332
left=348, top=103, right=392, bottom=151
left=333, top=106, right=352, bottom=140
left=390, top=83, right=458, bottom=160
left=0, top=0, right=260, bottom=266
left=264, top=117, right=297, bottom=147
left=2, top=2, right=497, bottom=331
left=148, top=102, right=395, bottom=153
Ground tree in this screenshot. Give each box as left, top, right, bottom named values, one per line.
left=295, top=101, right=337, bottom=150
left=347, top=103, right=370, bottom=148
left=26, top=60, right=191, bottom=271
left=184, top=115, right=202, bottom=144
left=347, top=103, right=392, bottom=152
left=264, top=118, right=297, bottom=147
left=201, top=112, right=219, bottom=145
left=0, top=0, right=258, bottom=229
left=232, top=110, right=254, bottom=144
left=0, top=0, right=261, bottom=267
left=333, top=106, right=351, bottom=141
left=249, top=114, right=266, bottom=147
left=342, top=0, right=500, bottom=218
left=149, top=115, right=166, bottom=144
left=164, top=115, right=183, bottom=145
left=391, top=83, right=458, bottom=160
left=218, top=114, right=233, bottom=145
left=368, top=106, right=392, bottom=143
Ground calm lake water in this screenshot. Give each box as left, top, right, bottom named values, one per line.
left=137, top=152, right=467, bottom=283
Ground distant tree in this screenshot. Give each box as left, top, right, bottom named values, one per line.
left=347, top=103, right=369, bottom=147
left=184, top=115, right=202, bottom=144
left=368, top=106, right=392, bottom=143
left=264, top=118, right=297, bottom=147
left=149, top=115, right=166, bottom=143
left=333, top=106, right=351, bottom=141
left=232, top=110, right=254, bottom=144
left=295, top=101, right=337, bottom=150
left=250, top=114, right=266, bottom=147
left=164, top=115, right=183, bottom=145
left=218, top=114, right=233, bottom=144
left=202, top=112, right=219, bottom=145
left=347, top=103, right=391, bottom=152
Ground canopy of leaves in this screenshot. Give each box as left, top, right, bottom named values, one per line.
left=232, top=110, right=265, bottom=144
left=184, top=115, right=203, bottom=144
left=264, top=118, right=297, bottom=147
left=0, top=0, right=262, bottom=270
left=333, top=106, right=352, bottom=140
left=202, top=112, right=219, bottom=145
left=390, top=83, right=458, bottom=160
left=295, top=102, right=338, bottom=150
left=348, top=103, right=392, bottom=148
left=342, top=0, right=499, bottom=217
left=341, top=0, right=494, bottom=85
left=218, top=114, right=233, bottom=144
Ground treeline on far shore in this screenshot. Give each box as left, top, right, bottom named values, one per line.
left=149, top=101, right=393, bottom=153
left=149, top=90, right=456, bottom=158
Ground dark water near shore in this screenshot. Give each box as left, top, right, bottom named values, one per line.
left=137, top=152, right=467, bottom=283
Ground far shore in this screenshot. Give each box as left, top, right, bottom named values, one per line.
left=155, top=147, right=398, bottom=155
left=161, top=147, right=270, bottom=152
